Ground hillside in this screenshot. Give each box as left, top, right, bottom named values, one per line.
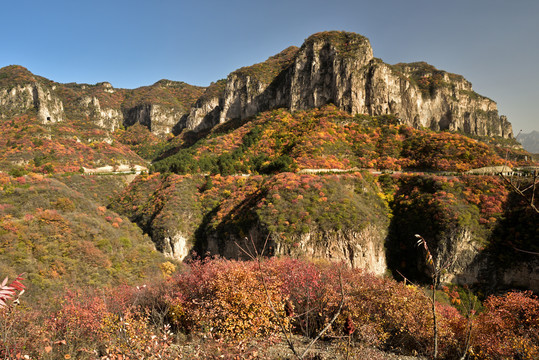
left=0, top=112, right=147, bottom=174
left=111, top=107, right=538, bottom=291
left=1, top=31, right=539, bottom=360
left=0, top=173, right=164, bottom=295
left=0, top=31, right=536, bottom=293
left=154, top=105, right=529, bottom=175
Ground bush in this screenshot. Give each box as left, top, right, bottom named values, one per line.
left=166, top=258, right=286, bottom=340
left=471, top=291, right=539, bottom=359
left=1, top=258, right=536, bottom=359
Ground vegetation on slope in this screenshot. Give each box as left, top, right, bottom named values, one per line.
left=233, top=46, right=299, bottom=85
left=391, top=62, right=471, bottom=98
left=197, top=78, right=227, bottom=103
left=153, top=105, right=529, bottom=175
left=121, top=80, right=205, bottom=111
left=0, top=113, right=146, bottom=174
left=381, top=173, right=539, bottom=282
left=303, top=31, right=370, bottom=59
left=0, top=65, right=51, bottom=89
left=2, top=257, right=537, bottom=359
left=110, top=171, right=389, bottom=253
left=113, top=122, right=168, bottom=160
left=0, top=173, right=164, bottom=294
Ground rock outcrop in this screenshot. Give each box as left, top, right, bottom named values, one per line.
left=0, top=66, right=204, bottom=137
left=0, top=82, right=64, bottom=124
left=182, top=31, right=513, bottom=138
left=77, top=95, right=123, bottom=131
left=201, top=224, right=388, bottom=276
left=124, top=104, right=184, bottom=137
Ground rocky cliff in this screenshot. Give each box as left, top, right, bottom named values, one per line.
left=0, top=66, right=204, bottom=137
left=0, top=67, right=64, bottom=124
left=1, top=32, right=514, bottom=139
left=202, top=224, right=388, bottom=276
left=182, top=31, right=513, bottom=138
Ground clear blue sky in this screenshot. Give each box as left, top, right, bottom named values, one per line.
left=2, top=0, right=538, bottom=133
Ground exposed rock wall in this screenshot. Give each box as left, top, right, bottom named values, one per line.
left=0, top=83, right=64, bottom=124
left=0, top=32, right=514, bottom=138
left=182, top=31, right=513, bottom=139
left=124, top=104, right=184, bottom=137
left=199, top=224, right=388, bottom=276
left=274, top=226, right=387, bottom=275
left=78, top=96, right=123, bottom=130
left=0, top=68, right=202, bottom=137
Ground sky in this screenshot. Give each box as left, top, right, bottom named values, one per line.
left=1, top=0, right=538, bottom=133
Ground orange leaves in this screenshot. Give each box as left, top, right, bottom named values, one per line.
left=1, top=257, right=538, bottom=359
left=168, top=258, right=286, bottom=340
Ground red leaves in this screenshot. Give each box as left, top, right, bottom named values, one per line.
left=344, top=315, right=355, bottom=336
left=0, top=273, right=25, bottom=309
left=472, top=291, right=539, bottom=359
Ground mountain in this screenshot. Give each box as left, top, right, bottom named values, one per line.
left=0, top=65, right=205, bottom=137
left=0, top=172, right=164, bottom=292
left=153, top=105, right=531, bottom=176
left=115, top=107, right=538, bottom=291
left=1, top=30, right=538, bottom=360
left=519, top=130, right=539, bottom=153
left=1, top=31, right=513, bottom=143
left=180, top=31, right=513, bottom=139
left=0, top=31, right=537, bottom=294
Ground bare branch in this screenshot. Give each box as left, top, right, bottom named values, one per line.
left=236, top=236, right=300, bottom=358
left=300, top=270, right=345, bottom=359
left=499, top=172, right=539, bottom=214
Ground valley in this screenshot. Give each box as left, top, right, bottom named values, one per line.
left=1, top=31, right=538, bottom=359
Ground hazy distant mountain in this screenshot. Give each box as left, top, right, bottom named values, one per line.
left=519, top=130, right=539, bottom=153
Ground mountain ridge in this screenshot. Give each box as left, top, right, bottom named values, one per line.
left=1, top=31, right=513, bottom=140
left=180, top=31, right=513, bottom=139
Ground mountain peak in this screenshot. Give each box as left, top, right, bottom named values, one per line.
left=0, top=65, right=37, bottom=87
left=301, top=31, right=373, bottom=61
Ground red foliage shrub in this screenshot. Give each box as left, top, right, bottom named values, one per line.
left=471, top=291, right=539, bottom=359
left=2, top=259, right=537, bottom=359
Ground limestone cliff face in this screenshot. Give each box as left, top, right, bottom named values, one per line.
left=0, top=66, right=204, bottom=137
left=0, top=82, right=64, bottom=124
left=201, top=223, right=388, bottom=276
left=274, top=226, right=387, bottom=275
left=124, top=104, right=183, bottom=137
left=182, top=31, right=513, bottom=138
left=180, top=96, right=221, bottom=132
left=78, top=95, right=123, bottom=131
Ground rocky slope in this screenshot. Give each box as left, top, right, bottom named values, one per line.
left=0, top=65, right=204, bottom=137
left=110, top=168, right=539, bottom=291
left=0, top=31, right=514, bottom=140
left=181, top=31, right=513, bottom=138
left=119, top=107, right=536, bottom=291
left=109, top=171, right=390, bottom=276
